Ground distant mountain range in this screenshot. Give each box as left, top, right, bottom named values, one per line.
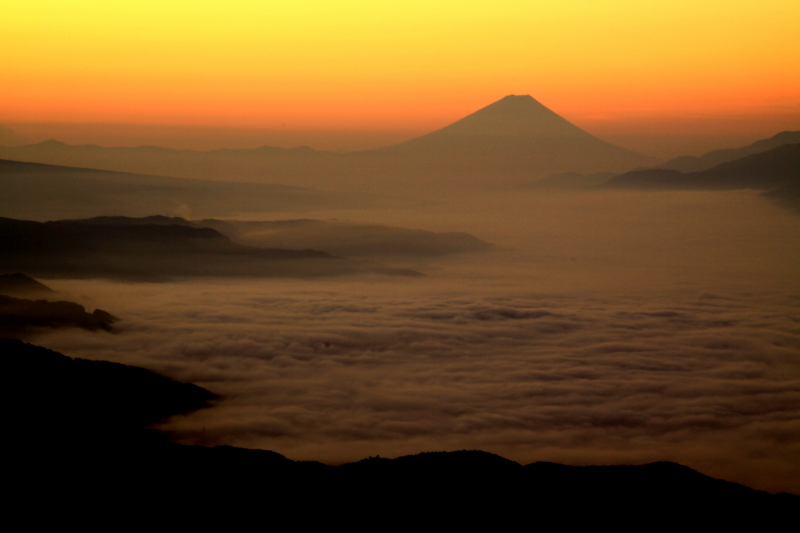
left=0, top=158, right=373, bottom=221
left=0, top=96, right=653, bottom=188
left=602, top=142, right=800, bottom=192
left=72, top=215, right=496, bottom=259
left=658, top=131, right=800, bottom=173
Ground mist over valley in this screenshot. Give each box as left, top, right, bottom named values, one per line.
left=3, top=95, right=800, bottom=502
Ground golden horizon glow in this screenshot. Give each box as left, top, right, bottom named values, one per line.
left=2, top=1, right=799, bottom=131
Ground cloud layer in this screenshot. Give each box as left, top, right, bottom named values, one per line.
left=33, top=276, right=800, bottom=494
left=26, top=190, right=800, bottom=494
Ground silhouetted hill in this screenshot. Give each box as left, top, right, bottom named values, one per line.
left=0, top=158, right=371, bottom=221
left=0, top=97, right=652, bottom=190
left=602, top=143, right=800, bottom=191
left=0, top=273, right=56, bottom=298
left=0, top=217, right=422, bottom=280
left=6, top=340, right=796, bottom=525
left=3, top=339, right=214, bottom=446
left=0, top=294, right=116, bottom=338
left=659, top=131, right=800, bottom=172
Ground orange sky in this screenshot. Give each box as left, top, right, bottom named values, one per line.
left=2, top=1, right=799, bottom=155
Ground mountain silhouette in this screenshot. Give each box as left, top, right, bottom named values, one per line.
left=0, top=217, right=422, bottom=280
left=0, top=293, right=117, bottom=338
left=602, top=142, right=800, bottom=191
left=371, top=95, right=653, bottom=182
left=66, top=215, right=496, bottom=258
left=6, top=339, right=797, bottom=526
left=0, top=158, right=372, bottom=221
left=3, top=338, right=214, bottom=446
left=659, top=130, right=800, bottom=172
left=0, top=96, right=653, bottom=189
left=403, top=95, right=599, bottom=139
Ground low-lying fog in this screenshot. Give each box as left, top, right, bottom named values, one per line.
left=29, top=189, right=800, bottom=493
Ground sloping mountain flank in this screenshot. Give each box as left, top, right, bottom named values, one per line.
left=0, top=273, right=56, bottom=298
left=602, top=143, right=800, bottom=191
left=367, top=95, right=653, bottom=181
left=659, top=131, right=800, bottom=173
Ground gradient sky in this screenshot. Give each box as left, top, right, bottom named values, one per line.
left=2, top=1, right=799, bottom=153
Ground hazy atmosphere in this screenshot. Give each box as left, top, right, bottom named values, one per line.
left=3, top=0, right=800, bottom=507
left=13, top=189, right=800, bottom=493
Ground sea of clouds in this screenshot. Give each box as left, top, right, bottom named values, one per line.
left=29, top=190, right=800, bottom=493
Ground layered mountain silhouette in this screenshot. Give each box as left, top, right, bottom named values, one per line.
left=659, top=130, right=800, bottom=172
left=602, top=143, right=800, bottom=191
left=0, top=294, right=117, bottom=338
left=0, top=217, right=421, bottom=280
left=7, top=339, right=797, bottom=526
left=0, top=96, right=652, bottom=190
left=0, top=274, right=117, bottom=338
left=68, top=215, right=496, bottom=259
left=0, top=158, right=372, bottom=221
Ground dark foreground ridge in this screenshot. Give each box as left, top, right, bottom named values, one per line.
left=5, top=339, right=796, bottom=525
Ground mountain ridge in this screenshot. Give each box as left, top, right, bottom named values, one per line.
left=658, top=130, right=800, bottom=172
left=5, top=339, right=796, bottom=525
left=0, top=95, right=654, bottom=186
left=0, top=216, right=422, bottom=280
left=602, top=142, right=800, bottom=191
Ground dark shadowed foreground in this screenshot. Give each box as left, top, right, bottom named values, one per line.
left=5, top=339, right=795, bottom=526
